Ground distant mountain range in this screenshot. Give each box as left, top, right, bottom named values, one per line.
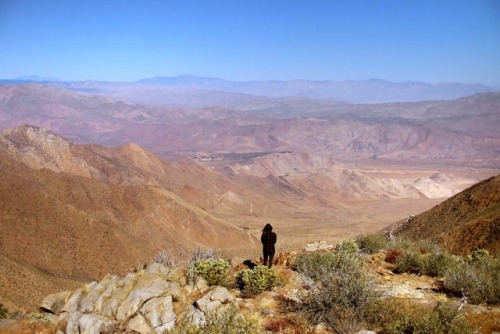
left=0, top=84, right=498, bottom=166
left=1, top=75, right=495, bottom=104
left=136, top=75, right=494, bottom=103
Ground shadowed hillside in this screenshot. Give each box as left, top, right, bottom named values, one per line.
left=394, top=175, right=500, bottom=255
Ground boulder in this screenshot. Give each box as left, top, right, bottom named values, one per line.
left=61, top=288, right=85, bottom=314
left=65, top=311, right=83, bottom=334
left=78, top=314, right=117, bottom=334
left=194, top=276, right=209, bottom=293
left=94, top=277, right=119, bottom=314
left=195, top=286, right=234, bottom=313
left=40, top=291, right=72, bottom=315
left=127, top=313, right=153, bottom=334
left=140, top=296, right=176, bottom=333
left=101, top=272, right=139, bottom=318
left=183, top=305, right=205, bottom=326
left=305, top=241, right=334, bottom=252
left=116, top=274, right=171, bottom=322
left=80, top=281, right=108, bottom=313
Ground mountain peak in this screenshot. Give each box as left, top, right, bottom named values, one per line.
left=2, top=124, right=68, bottom=149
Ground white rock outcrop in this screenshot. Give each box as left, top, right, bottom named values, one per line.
left=43, top=263, right=237, bottom=333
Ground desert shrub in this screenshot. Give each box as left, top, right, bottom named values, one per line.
left=26, top=312, right=53, bottom=324
left=0, top=303, right=8, bottom=319
left=189, top=247, right=217, bottom=263
left=355, top=233, right=388, bottom=254
left=393, top=251, right=425, bottom=274
left=444, top=249, right=500, bottom=304
left=335, top=239, right=359, bottom=255
left=294, top=252, right=340, bottom=281
left=393, top=248, right=459, bottom=277
left=152, top=249, right=178, bottom=267
left=422, top=251, right=460, bottom=277
left=168, top=304, right=258, bottom=334
left=387, top=237, right=413, bottom=251
left=384, top=248, right=403, bottom=264
left=236, top=265, right=284, bottom=297
left=415, top=240, right=442, bottom=255
left=295, top=239, right=360, bottom=281
left=187, top=258, right=229, bottom=286
left=364, top=298, right=473, bottom=334
left=293, top=241, right=378, bottom=330
left=299, top=256, right=378, bottom=325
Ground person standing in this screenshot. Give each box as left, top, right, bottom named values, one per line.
left=261, top=224, right=277, bottom=268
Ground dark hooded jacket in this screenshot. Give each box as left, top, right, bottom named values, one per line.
left=261, top=231, right=277, bottom=254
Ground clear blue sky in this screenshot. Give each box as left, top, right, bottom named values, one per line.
left=1, top=0, right=499, bottom=85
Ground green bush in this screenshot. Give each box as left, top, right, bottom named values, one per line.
left=355, top=233, right=388, bottom=254
left=365, top=299, right=473, bottom=334
left=444, top=249, right=500, bottom=304
left=393, top=248, right=499, bottom=304
left=236, top=265, right=284, bottom=297
left=0, top=303, right=8, bottom=319
left=297, top=255, right=378, bottom=325
left=295, top=239, right=360, bottom=281
left=294, top=251, right=340, bottom=281
left=293, top=240, right=378, bottom=330
left=393, top=251, right=425, bottom=274
left=394, top=249, right=459, bottom=277
left=335, top=239, right=359, bottom=255
left=26, top=312, right=53, bottom=324
left=422, top=251, right=460, bottom=277
left=187, top=258, right=230, bottom=286
left=168, top=304, right=258, bottom=334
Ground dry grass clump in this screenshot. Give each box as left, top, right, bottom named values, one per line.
left=264, top=316, right=312, bottom=333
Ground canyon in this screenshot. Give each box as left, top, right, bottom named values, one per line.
left=0, top=80, right=498, bottom=312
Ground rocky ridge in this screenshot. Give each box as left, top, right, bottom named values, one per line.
left=2, top=244, right=498, bottom=334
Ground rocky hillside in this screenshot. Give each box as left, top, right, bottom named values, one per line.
left=394, top=175, right=500, bottom=254
left=0, top=126, right=258, bottom=311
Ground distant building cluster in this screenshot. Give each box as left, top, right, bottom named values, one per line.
left=190, top=152, right=224, bottom=161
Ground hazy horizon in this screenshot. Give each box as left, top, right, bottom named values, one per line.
left=1, top=1, right=499, bottom=86
left=3, top=74, right=499, bottom=87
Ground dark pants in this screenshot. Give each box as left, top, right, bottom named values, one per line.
left=263, top=251, right=275, bottom=268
